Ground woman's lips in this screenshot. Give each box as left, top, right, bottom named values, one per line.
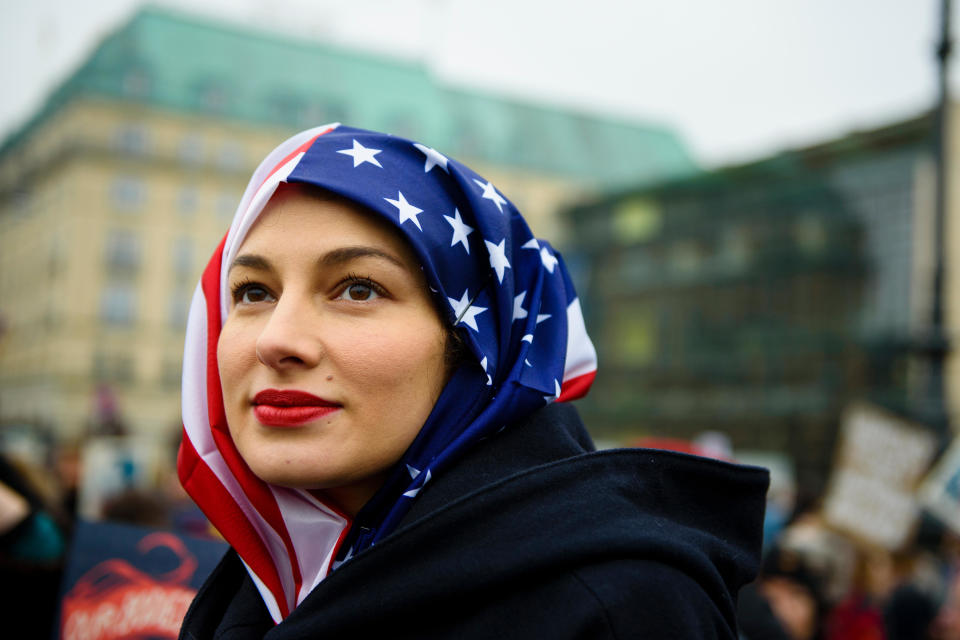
left=252, top=389, right=340, bottom=427
left=253, top=405, right=338, bottom=426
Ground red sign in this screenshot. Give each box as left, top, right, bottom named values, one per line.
left=61, top=532, right=201, bottom=640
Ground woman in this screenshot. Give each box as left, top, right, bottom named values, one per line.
left=178, top=124, right=769, bottom=639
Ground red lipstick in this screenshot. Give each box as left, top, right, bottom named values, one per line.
left=252, top=389, right=340, bottom=427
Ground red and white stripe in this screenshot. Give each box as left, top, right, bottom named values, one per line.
left=178, top=124, right=348, bottom=622
left=558, top=297, right=597, bottom=402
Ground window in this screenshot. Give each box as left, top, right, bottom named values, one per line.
left=123, top=69, right=151, bottom=98
left=217, top=141, right=244, bottom=171
left=93, top=352, right=136, bottom=383
left=794, top=214, right=827, bottom=255
left=455, top=117, right=482, bottom=157
left=668, top=240, right=704, bottom=276
left=48, top=232, right=66, bottom=276
left=385, top=114, right=419, bottom=141
left=720, top=227, right=752, bottom=271
left=269, top=94, right=306, bottom=125
left=172, top=236, right=193, bottom=278
left=613, top=199, right=662, bottom=244
left=114, top=124, right=149, bottom=155
left=619, top=248, right=656, bottom=283
left=178, top=186, right=199, bottom=216
left=101, top=283, right=137, bottom=325
left=217, top=191, right=238, bottom=220
left=303, top=100, right=348, bottom=126
left=44, top=300, right=60, bottom=329
left=161, top=357, right=183, bottom=389
left=110, top=176, right=146, bottom=211
left=168, top=286, right=192, bottom=329
left=178, top=134, right=204, bottom=166
left=202, top=85, right=228, bottom=112
left=104, top=230, right=141, bottom=273
left=10, top=187, right=31, bottom=219
left=609, top=305, right=657, bottom=367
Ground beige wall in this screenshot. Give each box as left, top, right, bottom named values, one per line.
left=0, top=97, right=596, bottom=442
left=0, top=99, right=278, bottom=439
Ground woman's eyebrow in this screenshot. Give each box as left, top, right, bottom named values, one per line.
left=319, top=246, right=406, bottom=269
left=228, top=254, right=271, bottom=274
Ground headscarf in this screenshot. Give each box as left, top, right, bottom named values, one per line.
left=178, top=124, right=597, bottom=621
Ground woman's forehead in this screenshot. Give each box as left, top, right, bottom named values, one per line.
left=243, top=183, right=420, bottom=262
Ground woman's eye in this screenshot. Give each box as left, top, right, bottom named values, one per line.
left=339, top=282, right=380, bottom=301
left=234, top=284, right=274, bottom=304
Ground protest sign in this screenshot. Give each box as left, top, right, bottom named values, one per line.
left=823, top=403, right=937, bottom=549
left=57, top=520, right=226, bottom=640
left=77, top=436, right=169, bottom=520
left=920, top=437, right=960, bottom=534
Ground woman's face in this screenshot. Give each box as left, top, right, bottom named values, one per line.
left=218, top=185, right=448, bottom=515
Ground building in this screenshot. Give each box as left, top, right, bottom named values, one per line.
left=0, top=7, right=696, bottom=442
left=566, top=107, right=960, bottom=492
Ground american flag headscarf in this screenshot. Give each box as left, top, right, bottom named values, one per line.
left=178, top=124, right=597, bottom=622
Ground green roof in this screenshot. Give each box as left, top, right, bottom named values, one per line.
left=3, top=5, right=696, bottom=187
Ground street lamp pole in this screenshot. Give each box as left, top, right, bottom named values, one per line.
left=930, top=0, right=952, bottom=439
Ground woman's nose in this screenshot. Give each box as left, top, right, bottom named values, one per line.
left=254, top=293, right=323, bottom=370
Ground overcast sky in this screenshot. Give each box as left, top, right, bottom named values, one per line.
left=1, top=0, right=958, bottom=167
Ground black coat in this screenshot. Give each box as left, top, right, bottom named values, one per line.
left=180, top=403, right=769, bottom=639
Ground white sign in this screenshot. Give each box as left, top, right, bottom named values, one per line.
left=920, top=438, right=960, bottom=534
left=823, top=403, right=937, bottom=549
left=77, top=436, right=167, bottom=520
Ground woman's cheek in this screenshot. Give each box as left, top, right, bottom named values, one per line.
left=339, top=323, right=445, bottom=389
left=217, top=320, right=259, bottom=395
left=338, top=333, right=410, bottom=381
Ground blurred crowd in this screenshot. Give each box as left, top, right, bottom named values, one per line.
left=0, top=430, right=208, bottom=638
left=0, top=427, right=958, bottom=640
left=739, top=491, right=960, bottom=640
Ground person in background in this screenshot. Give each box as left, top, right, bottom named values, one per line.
left=0, top=453, right=69, bottom=638
left=740, top=545, right=825, bottom=640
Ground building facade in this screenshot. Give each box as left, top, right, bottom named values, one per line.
left=566, top=108, right=959, bottom=492
left=0, top=7, right=696, bottom=441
